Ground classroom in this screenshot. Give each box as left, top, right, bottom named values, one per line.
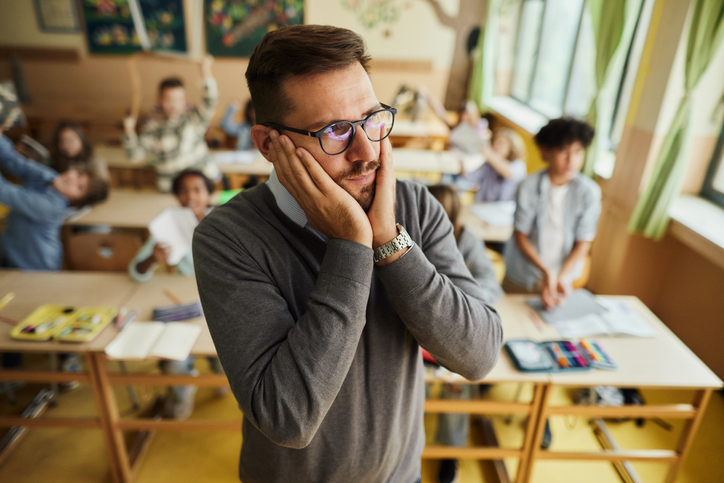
left=0, top=0, right=723, bottom=482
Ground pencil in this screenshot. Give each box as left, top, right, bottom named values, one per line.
left=164, top=289, right=182, bottom=305
left=0, top=292, right=15, bottom=312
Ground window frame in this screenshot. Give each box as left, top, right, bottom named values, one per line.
left=510, top=0, right=586, bottom=119
left=700, top=119, right=724, bottom=208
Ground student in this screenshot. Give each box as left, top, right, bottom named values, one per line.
left=220, top=98, right=255, bottom=151
left=122, top=56, right=220, bottom=193
left=504, top=117, right=600, bottom=310
left=427, top=183, right=502, bottom=483
left=129, top=169, right=224, bottom=419
left=0, top=131, right=109, bottom=271
left=464, top=127, right=527, bottom=202
left=51, top=121, right=109, bottom=180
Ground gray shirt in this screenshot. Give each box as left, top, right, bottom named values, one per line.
left=504, top=169, right=601, bottom=290
left=193, top=179, right=503, bottom=483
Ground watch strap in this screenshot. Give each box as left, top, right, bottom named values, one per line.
left=373, top=224, right=413, bottom=263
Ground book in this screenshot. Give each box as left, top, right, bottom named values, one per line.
left=148, top=207, right=198, bottom=266
left=104, top=321, right=201, bottom=361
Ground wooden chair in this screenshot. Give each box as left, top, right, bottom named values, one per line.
left=65, top=232, right=142, bottom=272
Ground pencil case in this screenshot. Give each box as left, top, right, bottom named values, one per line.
left=11, top=305, right=117, bottom=342
left=577, top=338, right=618, bottom=370
left=504, top=339, right=594, bottom=373
left=151, top=301, right=203, bottom=322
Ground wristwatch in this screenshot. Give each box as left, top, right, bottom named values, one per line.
left=373, top=224, right=414, bottom=263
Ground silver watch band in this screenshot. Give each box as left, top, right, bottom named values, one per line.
left=373, top=224, right=413, bottom=263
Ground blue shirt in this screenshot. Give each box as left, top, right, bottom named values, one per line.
left=504, top=169, right=601, bottom=291
left=220, top=105, right=254, bottom=151
left=0, top=134, right=69, bottom=271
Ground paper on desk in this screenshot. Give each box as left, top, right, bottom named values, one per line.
left=551, top=299, right=657, bottom=338
left=527, top=289, right=605, bottom=324
left=149, top=208, right=198, bottom=266
left=469, top=201, right=516, bottom=226
left=105, top=321, right=202, bottom=360
left=210, top=150, right=257, bottom=164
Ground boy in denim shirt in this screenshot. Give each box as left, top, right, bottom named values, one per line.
left=504, top=118, right=601, bottom=310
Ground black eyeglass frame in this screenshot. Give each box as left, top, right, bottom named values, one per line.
left=265, top=103, right=397, bottom=155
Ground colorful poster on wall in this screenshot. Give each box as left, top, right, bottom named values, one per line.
left=81, top=0, right=187, bottom=54
left=205, top=0, right=304, bottom=58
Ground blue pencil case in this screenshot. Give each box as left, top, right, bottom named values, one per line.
left=504, top=339, right=594, bottom=373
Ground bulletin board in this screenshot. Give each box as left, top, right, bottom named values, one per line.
left=81, top=0, right=187, bottom=54
left=205, top=0, right=304, bottom=58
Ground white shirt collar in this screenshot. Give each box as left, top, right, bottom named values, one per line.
left=266, top=169, right=308, bottom=227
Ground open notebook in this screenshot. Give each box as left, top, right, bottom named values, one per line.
left=105, top=322, right=202, bottom=361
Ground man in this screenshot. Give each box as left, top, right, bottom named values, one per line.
left=122, top=55, right=220, bottom=192
left=193, top=25, right=503, bottom=483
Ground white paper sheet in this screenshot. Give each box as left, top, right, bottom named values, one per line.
left=148, top=208, right=198, bottom=266
left=469, top=201, right=516, bottom=226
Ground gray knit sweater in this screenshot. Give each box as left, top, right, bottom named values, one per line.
left=193, top=180, right=503, bottom=483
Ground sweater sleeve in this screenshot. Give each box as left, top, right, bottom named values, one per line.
left=374, top=185, right=503, bottom=381
left=220, top=105, right=242, bottom=136
left=193, top=228, right=374, bottom=449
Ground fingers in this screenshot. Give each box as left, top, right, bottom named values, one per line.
left=268, top=131, right=322, bottom=200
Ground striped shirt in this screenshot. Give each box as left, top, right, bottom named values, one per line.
left=123, top=78, right=220, bottom=192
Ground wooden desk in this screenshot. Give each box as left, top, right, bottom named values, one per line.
left=389, top=119, right=450, bottom=149
left=460, top=204, right=514, bottom=243
left=2, top=271, right=721, bottom=483
left=498, top=295, right=723, bottom=483
left=65, top=190, right=178, bottom=229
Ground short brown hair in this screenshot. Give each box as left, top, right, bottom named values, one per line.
left=71, top=170, right=109, bottom=208
left=245, top=25, right=372, bottom=125
left=158, top=77, right=184, bottom=94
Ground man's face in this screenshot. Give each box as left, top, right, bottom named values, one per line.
left=55, top=169, right=89, bottom=202
left=279, top=62, right=382, bottom=211
left=544, top=141, right=585, bottom=184
left=159, top=87, right=186, bottom=120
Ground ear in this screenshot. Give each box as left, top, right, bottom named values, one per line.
left=251, top=124, right=274, bottom=162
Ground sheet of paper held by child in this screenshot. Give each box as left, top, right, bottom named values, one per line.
left=0, top=81, right=26, bottom=130
left=527, top=289, right=657, bottom=338
left=148, top=207, right=198, bottom=266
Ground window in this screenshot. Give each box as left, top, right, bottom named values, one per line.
left=511, top=0, right=594, bottom=119
left=701, top=120, right=724, bottom=208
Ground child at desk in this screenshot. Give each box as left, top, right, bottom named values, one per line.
left=128, top=169, right=225, bottom=419
left=122, top=55, right=220, bottom=193
left=0, top=132, right=109, bottom=270
left=50, top=121, right=109, bottom=181
left=427, top=184, right=502, bottom=483
left=220, top=99, right=255, bottom=151
left=504, top=117, right=600, bottom=310
left=463, top=127, right=527, bottom=202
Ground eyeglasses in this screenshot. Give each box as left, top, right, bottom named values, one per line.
left=266, top=103, right=397, bottom=156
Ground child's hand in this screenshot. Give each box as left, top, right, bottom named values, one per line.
left=541, top=270, right=563, bottom=311
left=123, top=116, right=137, bottom=134
left=152, top=242, right=171, bottom=265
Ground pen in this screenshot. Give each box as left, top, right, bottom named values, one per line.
left=565, top=341, right=587, bottom=367
left=0, top=292, right=15, bottom=312
left=115, top=307, right=128, bottom=329
left=580, top=338, right=601, bottom=362
left=164, top=289, right=182, bottom=305
left=119, top=309, right=138, bottom=330
left=551, top=342, right=569, bottom=368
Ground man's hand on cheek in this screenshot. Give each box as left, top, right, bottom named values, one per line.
left=268, top=131, right=373, bottom=247
left=368, top=136, right=397, bottom=250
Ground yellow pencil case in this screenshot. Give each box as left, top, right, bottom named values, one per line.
left=11, top=305, right=117, bottom=342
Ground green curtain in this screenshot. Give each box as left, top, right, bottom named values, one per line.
left=628, top=0, right=724, bottom=239
left=581, top=0, right=627, bottom=177
left=469, top=0, right=504, bottom=112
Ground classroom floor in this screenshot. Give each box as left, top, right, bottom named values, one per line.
left=1, top=356, right=723, bottom=483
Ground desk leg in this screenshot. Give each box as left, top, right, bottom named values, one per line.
left=87, top=352, right=132, bottom=483
left=665, top=388, right=712, bottom=483
left=518, top=383, right=551, bottom=483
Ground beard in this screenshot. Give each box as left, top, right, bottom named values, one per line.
left=334, top=159, right=380, bottom=212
